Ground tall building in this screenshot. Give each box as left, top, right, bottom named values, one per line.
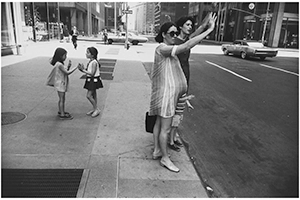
left=154, top=2, right=189, bottom=33
left=135, top=2, right=155, bottom=34
left=104, top=2, right=122, bottom=32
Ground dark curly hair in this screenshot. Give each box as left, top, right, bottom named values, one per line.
left=155, top=22, right=177, bottom=43
left=176, top=16, right=195, bottom=31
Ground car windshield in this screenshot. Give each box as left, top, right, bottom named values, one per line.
left=247, top=42, right=264, bottom=48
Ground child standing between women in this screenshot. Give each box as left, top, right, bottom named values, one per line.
left=50, top=47, right=77, bottom=120
left=78, top=47, right=103, bottom=118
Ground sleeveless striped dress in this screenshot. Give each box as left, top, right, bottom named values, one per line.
left=149, top=43, right=187, bottom=118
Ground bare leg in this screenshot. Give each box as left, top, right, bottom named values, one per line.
left=86, top=90, right=97, bottom=111
left=93, top=90, right=97, bottom=109
left=57, top=91, right=65, bottom=116
left=170, top=127, right=176, bottom=145
left=153, top=116, right=161, bottom=155
left=159, top=117, right=180, bottom=172
left=159, top=117, right=172, bottom=159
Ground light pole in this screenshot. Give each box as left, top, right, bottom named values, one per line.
left=261, top=2, right=270, bottom=43
left=125, top=3, right=129, bottom=49
left=57, top=2, right=61, bottom=40
left=114, top=2, right=117, bottom=34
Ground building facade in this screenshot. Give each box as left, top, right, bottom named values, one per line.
left=135, top=2, right=155, bottom=34
left=189, top=2, right=299, bottom=48
left=1, top=2, right=107, bottom=56
left=154, top=2, right=189, bottom=33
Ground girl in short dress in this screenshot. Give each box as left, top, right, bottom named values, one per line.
left=50, top=47, right=77, bottom=120
left=78, top=47, right=103, bottom=118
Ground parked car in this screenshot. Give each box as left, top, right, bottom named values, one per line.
left=107, top=32, right=148, bottom=45
left=221, top=40, right=278, bottom=60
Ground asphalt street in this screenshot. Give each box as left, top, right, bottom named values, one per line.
left=179, top=53, right=298, bottom=197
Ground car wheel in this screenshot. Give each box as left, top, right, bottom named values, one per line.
left=223, top=48, right=229, bottom=55
left=132, top=40, right=139, bottom=45
left=241, top=51, right=247, bottom=59
left=260, top=57, right=266, bottom=60
left=108, top=39, right=113, bottom=44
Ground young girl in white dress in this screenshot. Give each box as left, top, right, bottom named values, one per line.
left=78, top=47, right=103, bottom=118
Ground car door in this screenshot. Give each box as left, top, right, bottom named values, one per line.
left=119, top=32, right=126, bottom=42
left=232, top=41, right=241, bottom=55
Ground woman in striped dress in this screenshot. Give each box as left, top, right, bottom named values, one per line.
left=149, top=16, right=216, bottom=173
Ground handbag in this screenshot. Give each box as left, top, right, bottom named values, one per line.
left=145, top=112, right=157, bottom=133
left=46, top=67, right=56, bottom=87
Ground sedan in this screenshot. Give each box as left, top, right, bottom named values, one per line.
left=107, top=32, right=148, bottom=45
left=221, top=40, right=278, bottom=60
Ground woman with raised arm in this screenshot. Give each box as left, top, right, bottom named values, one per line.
left=149, top=14, right=216, bottom=173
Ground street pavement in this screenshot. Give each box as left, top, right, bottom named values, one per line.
left=1, top=38, right=298, bottom=197
left=1, top=40, right=209, bottom=197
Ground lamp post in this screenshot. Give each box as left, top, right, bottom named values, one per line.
left=57, top=2, right=61, bottom=41
left=114, top=2, right=117, bottom=34
left=261, top=2, right=270, bottom=43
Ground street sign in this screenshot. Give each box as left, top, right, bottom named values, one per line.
left=122, top=9, right=133, bottom=14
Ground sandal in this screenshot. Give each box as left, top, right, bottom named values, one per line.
left=86, top=110, right=94, bottom=116
left=168, top=143, right=181, bottom=152
left=152, top=151, right=162, bottom=160
left=58, top=112, right=70, bottom=116
left=59, top=114, right=73, bottom=120
left=91, top=109, right=100, bottom=118
left=174, top=139, right=183, bottom=147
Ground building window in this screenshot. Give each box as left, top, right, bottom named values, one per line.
left=1, top=2, right=16, bottom=47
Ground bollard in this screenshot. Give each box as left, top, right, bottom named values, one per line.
left=16, top=44, right=22, bottom=55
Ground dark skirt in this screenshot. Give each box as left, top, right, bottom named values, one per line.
left=84, top=76, right=103, bottom=90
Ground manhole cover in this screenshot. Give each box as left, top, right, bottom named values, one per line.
left=1, top=112, right=26, bottom=125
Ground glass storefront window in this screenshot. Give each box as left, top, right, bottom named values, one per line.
left=1, top=2, right=16, bottom=47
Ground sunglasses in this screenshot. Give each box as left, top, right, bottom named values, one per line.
left=167, top=31, right=179, bottom=37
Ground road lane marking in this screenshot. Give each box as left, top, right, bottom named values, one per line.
left=259, top=64, right=299, bottom=76
left=206, top=61, right=252, bottom=82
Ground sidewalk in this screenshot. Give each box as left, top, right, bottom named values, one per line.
left=1, top=40, right=208, bottom=197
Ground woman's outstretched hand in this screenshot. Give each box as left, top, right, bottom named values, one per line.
left=207, top=13, right=217, bottom=31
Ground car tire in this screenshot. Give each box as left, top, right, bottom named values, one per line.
left=132, top=40, right=139, bottom=45
left=223, top=49, right=229, bottom=55
left=260, top=57, right=266, bottom=60
left=108, top=39, right=113, bottom=44
left=241, top=51, right=247, bottom=59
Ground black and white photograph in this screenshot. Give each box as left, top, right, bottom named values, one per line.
left=1, top=1, right=299, bottom=198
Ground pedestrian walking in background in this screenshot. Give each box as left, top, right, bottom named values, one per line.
left=70, top=26, right=79, bottom=49
left=103, top=29, right=108, bottom=45
left=78, top=47, right=103, bottom=118
left=169, top=13, right=213, bottom=152
left=63, top=25, right=70, bottom=43
left=149, top=14, right=216, bottom=173
left=49, top=47, right=78, bottom=120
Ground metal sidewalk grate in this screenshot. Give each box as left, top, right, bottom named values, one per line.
left=1, top=169, right=83, bottom=198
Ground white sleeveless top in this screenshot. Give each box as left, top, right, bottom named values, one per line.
left=86, top=59, right=100, bottom=77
